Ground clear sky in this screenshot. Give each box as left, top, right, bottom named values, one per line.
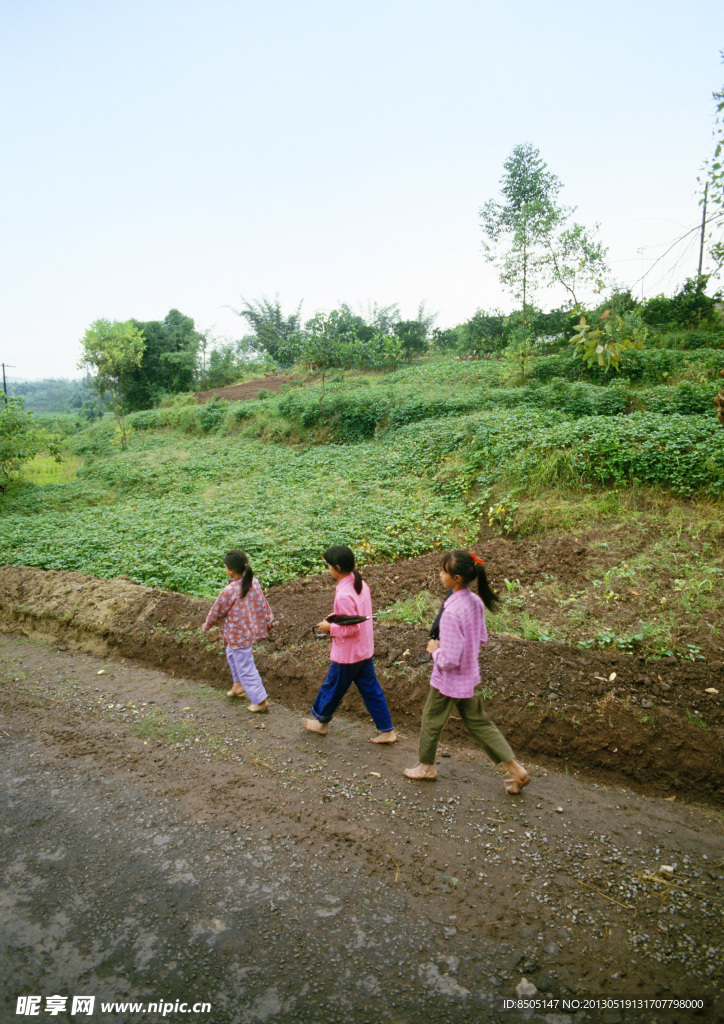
left=2, top=0, right=723, bottom=380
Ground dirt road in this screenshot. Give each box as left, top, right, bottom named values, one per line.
left=1, top=634, right=721, bottom=1024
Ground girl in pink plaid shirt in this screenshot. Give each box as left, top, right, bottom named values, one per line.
left=404, top=549, right=530, bottom=795
left=202, top=550, right=274, bottom=713
left=302, top=544, right=397, bottom=743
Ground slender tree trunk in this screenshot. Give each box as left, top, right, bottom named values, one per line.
left=111, top=379, right=128, bottom=450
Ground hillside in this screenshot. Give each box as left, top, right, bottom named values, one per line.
left=2, top=351, right=722, bottom=786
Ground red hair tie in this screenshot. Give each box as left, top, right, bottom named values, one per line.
left=470, top=550, right=485, bottom=566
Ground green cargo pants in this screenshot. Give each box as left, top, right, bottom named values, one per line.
left=418, top=686, right=515, bottom=766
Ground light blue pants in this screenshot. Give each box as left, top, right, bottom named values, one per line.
left=226, top=645, right=267, bottom=705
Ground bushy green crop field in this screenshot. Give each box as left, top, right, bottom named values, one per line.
left=1, top=428, right=480, bottom=595
left=3, top=351, right=723, bottom=599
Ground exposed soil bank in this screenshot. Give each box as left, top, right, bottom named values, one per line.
left=194, top=375, right=291, bottom=404
left=1, top=558, right=722, bottom=805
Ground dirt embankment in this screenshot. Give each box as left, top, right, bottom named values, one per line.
left=1, top=555, right=722, bottom=805
left=194, top=375, right=290, bottom=404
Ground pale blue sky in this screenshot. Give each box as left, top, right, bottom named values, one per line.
left=2, top=0, right=723, bottom=379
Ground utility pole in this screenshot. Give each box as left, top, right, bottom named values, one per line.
left=1, top=362, right=15, bottom=405
left=698, top=181, right=709, bottom=281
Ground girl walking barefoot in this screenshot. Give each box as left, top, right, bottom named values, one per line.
left=404, top=549, right=529, bottom=796
left=302, top=545, right=397, bottom=744
left=202, top=550, right=274, bottom=713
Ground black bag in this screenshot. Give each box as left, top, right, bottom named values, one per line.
left=312, top=613, right=369, bottom=638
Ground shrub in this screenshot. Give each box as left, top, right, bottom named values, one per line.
left=197, top=400, right=226, bottom=433
left=467, top=410, right=724, bottom=499
left=530, top=348, right=723, bottom=385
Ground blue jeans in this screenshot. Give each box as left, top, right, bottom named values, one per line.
left=311, top=658, right=394, bottom=732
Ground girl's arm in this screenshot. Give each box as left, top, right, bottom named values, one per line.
left=202, top=587, right=234, bottom=632
left=432, top=611, right=465, bottom=672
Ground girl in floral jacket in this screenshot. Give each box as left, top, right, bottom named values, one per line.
left=202, top=550, right=274, bottom=712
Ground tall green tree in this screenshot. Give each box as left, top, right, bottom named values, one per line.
left=78, top=319, right=145, bottom=449
left=480, top=143, right=608, bottom=313
left=481, top=143, right=562, bottom=314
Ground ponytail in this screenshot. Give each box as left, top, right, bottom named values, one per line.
left=323, top=544, right=363, bottom=594
left=441, top=548, right=500, bottom=612
left=240, top=565, right=253, bottom=599
left=224, top=549, right=254, bottom=599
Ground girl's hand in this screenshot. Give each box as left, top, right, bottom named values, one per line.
left=316, top=620, right=331, bottom=633
left=426, top=639, right=440, bottom=654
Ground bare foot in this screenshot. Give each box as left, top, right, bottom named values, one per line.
left=226, top=686, right=245, bottom=697
left=247, top=700, right=269, bottom=713
left=302, top=717, right=328, bottom=734
left=370, top=730, right=397, bottom=744
left=403, top=763, right=437, bottom=780
left=503, top=764, right=530, bottom=795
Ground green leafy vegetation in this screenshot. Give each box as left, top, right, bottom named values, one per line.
left=0, top=398, right=61, bottom=495
left=685, top=710, right=708, bottom=729
left=3, top=342, right=723, bottom=600
left=377, top=591, right=440, bottom=625
left=0, top=424, right=482, bottom=594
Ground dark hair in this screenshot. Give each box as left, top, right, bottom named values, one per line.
left=441, top=549, right=499, bottom=612
left=323, top=544, right=363, bottom=594
left=224, top=549, right=253, bottom=599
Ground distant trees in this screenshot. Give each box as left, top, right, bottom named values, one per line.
left=394, top=304, right=436, bottom=359
left=125, top=309, right=202, bottom=410
left=438, top=306, right=577, bottom=360
left=0, top=398, right=59, bottom=494
left=7, top=378, right=99, bottom=416
left=287, top=308, right=403, bottom=375
left=78, top=319, right=145, bottom=449
left=457, top=311, right=510, bottom=357
left=77, top=310, right=206, bottom=434
left=231, top=296, right=435, bottom=370
left=640, top=278, right=723, bottom=330
left=232, top=296, right=304, bottom=365
left=200, top=342, right=246, bottom=389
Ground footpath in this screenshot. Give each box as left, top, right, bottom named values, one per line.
left=0, top=634, right=722, bottom=1024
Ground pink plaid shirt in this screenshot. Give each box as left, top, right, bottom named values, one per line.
left=430, top=587, right=488, bottom=698
left=328, top=573, right=374, bottom=664
left=203, top=577, right=274, bottom=648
